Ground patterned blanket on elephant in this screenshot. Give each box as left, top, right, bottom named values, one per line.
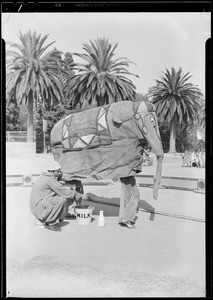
left=51, top=101, right=156, bottom=181
left=53, top=139, right=144, bottom=181
left=61, top=105, right=112, bottom=150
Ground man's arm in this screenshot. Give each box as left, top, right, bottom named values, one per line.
left=48, top=177, right=88, bottom=201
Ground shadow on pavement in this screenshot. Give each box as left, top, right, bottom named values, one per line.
left=139, top=200, right=156, bottom=221
left=58, top=221, right=71, bottom=228
left=79, top=193, right=156, bottom=220
left=84, top=194, right=120, bottom=216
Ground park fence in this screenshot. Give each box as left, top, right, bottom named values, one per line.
left=6, top=131, right=51, bottom=154
left=6, top=131, right=36, bottom=142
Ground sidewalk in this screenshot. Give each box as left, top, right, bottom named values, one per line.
left=6, top=184, right=205, bottom=297
left=6, top=151, right=206, bottom=297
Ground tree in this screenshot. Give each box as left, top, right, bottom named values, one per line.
left=34, top=99, right=73, bottom=152
left=65, top=37, right=139, bottom=109
left=199, top=103, right=205, bottom=129
left=158, top=122, right=201, bottom=152
left=148, top=68, right=204, bottom=153
left=61, top=52, right=75, bottom=84
left=6, top=99, right=22, bottom=131
left=6, top=30, right=66, bottom=142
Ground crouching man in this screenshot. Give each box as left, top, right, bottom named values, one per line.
left=30, top=161, right=88, bottom=232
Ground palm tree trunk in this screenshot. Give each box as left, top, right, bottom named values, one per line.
left=27, top=92, right=34, bottom=142
left=169, top=119, right=176, bottom=153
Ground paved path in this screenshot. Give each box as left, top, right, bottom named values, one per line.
left=5, top=150, right=206, bottom=297
left=6, top=183, right=205, bottom=297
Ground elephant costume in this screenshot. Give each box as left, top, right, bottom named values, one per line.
left=50, top=100, right=164, bottom=200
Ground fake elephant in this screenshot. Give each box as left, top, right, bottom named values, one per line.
left=50, top=100, right=164, bottom=200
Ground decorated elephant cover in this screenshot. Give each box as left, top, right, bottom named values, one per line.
left=51, top=100, right=162, bottom=182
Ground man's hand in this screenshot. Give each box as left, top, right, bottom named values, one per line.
left=81, top=193, right=89, bottom=201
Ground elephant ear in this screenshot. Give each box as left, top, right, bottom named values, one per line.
left=133, top=100, right=156, bottom=114
left=111, top=102, right=134, bottom=124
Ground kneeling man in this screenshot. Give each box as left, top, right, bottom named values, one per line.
left=30, top=161, right=88, bottom=231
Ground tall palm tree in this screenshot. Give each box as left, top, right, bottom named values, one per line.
left=148, top=68, right=204, bottom=153
left=65, top=37, right=139, bottom=109
left=6, top=30, right=66, bottom=142
left=199, top=103, right=205, bottom=129
left=61, top=52, right=75, bottom=83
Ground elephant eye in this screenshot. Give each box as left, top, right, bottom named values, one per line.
left=150, top=117, right=156, bottom=127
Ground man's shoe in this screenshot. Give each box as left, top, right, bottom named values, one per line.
left=44, top=224, right=62, bottom=232
left=119, top=220, right=136, bottom=229
left=65, top=212, right=76, bottom=219
left=131, top=216, right=138, bottom=224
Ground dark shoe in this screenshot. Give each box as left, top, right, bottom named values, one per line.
left=44, top=224, right=62, bottom=232
left=65, top=213, right=76, bottom=219
left=119, top=220, right=136, bottom=229
left=131, top=216, right=138, bottom=224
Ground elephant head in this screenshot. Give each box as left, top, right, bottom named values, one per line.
left=133, top=100, right=164, bottom=200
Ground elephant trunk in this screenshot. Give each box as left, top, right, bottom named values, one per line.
left=137, top=112, right=164, bottom=200
left=153, top=155, right=163, bottom=200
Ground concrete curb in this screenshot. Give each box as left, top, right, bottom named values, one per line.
left=6, top=173, right=205, bottom=193
left=6, top=173, right=203, bottom=181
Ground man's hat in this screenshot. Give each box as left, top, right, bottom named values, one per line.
left=47, top=161, right=61, bottom=171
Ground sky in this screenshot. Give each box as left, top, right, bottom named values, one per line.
left=2, top=12, right=211, bottom=96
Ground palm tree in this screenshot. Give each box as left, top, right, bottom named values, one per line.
left=61, top=52, right=75, bottom=83
left=148, top=68, right=204, bottom=153
left=6, top=30, right=66, bottom=142
left=199, top=103, right=205, bottom=129
left=65, top=37, right=139, bottom=109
